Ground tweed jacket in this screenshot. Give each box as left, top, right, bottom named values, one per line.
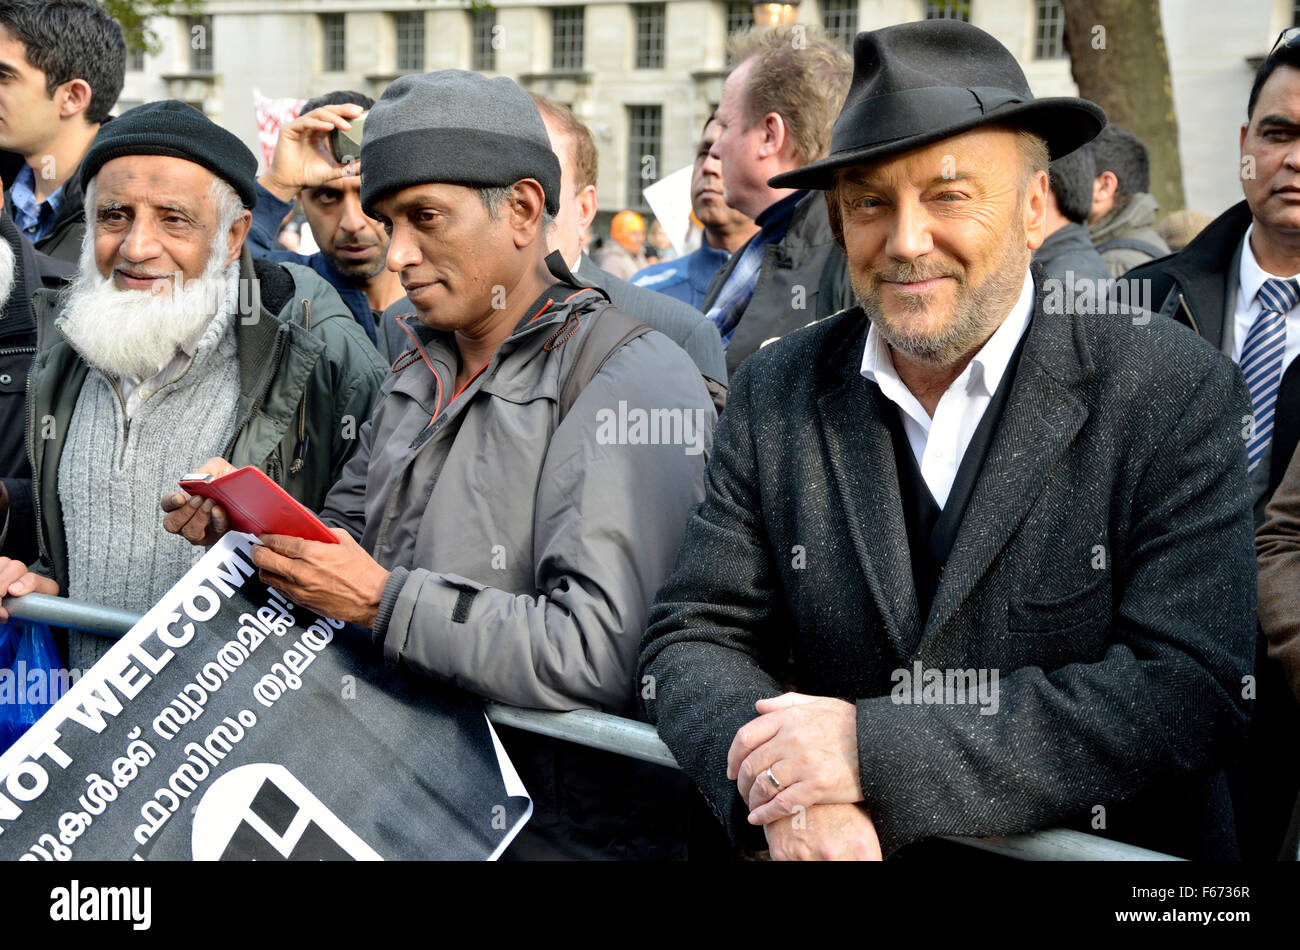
left=638, top=275, right=1257, bottom=860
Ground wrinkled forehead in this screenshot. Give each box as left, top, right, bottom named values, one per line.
left=91, top=154, right=218, bottom=214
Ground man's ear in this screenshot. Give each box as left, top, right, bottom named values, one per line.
left=508, top=178, right=548, bottom=248
left=57, top=79, right=94, bottom=122
left=758, top=111, right=789, bottom=161
left=1023, top=168, right=1049, bottom=252
left=226, top=210, right=252, bottom=265
left=574, top=183, right=598, bottom=233
left=1091, top=170, right=1118, bottom=205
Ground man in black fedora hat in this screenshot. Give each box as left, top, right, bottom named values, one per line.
left=639, top=19, right=1257, bottom=860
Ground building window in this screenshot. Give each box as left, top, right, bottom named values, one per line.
left=552, top=7, right=584, bottom=70
left=127, top=48, right=145, bottom=72
left=320, top=14, right=345, bottom=72
left=627, top=105, right=662, bottom=211
left=187, top=15, right=213, bottom=72
left=472, top=8, right=497, bottom=71
left=821, top=0, right=858, bottom=48
left=923, top=1, right=970, bottom=21
left=634, top=4, right=666, bottom=69
left=1033, top=0, right=1065, bottom=59
left=395, top=11, right=425, bottom=72
left=725, top=1, right=754, bottom=36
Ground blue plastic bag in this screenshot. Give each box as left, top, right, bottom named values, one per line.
left=0, top=618, right=61, bottom=754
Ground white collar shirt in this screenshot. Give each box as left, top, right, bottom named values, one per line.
left=861, top=269, right=1035, bottom=509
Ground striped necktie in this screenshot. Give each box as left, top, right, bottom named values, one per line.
left=1242, top=276, right=1299, bottom=474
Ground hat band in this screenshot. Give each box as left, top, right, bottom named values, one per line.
left=829, top=85, right=1027, bottom=156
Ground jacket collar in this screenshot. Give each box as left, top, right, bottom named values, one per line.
left=1158, top=200, right=1252, bottom=346
left=816, top=270, right=1091, bottom=661
left=1037, top=220, right=1097, bottom=258
left=780, top=189, right=833, bottom=250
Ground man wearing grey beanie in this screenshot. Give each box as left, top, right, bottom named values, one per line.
left=165, top=71, right=716, bottom=859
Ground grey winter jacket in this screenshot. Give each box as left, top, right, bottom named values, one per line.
left=1089, top=192, right=1170, bottom=278
left=1033, top=221, right=1112, bottom=313
left=318, top=276, right=715, bottom=857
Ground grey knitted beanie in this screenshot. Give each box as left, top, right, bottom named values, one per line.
left=360, top=70, right=561, bottom=217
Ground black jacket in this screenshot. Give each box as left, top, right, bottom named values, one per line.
left=0, top=210, right=43, bottom=561
left=1124, top=199, right=1300, bottom=860
left=640, top=277, right=1256, bottom=860
left=701, top=190, right=853, bottom=377
left=1122, top=202, right=1298, bottom=516
left=1, top=146, right=91, bottom=269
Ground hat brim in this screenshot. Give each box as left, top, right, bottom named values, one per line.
left=769, top=97, right=1106, bottom=191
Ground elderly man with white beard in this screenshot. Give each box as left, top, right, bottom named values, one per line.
left=0, top=100, right=386, bottom=672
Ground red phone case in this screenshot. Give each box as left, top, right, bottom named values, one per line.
left=179, top=466, right=340, bottom=544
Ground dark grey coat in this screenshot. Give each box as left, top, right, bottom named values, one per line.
left=638, top=278, right=1257, bottom=860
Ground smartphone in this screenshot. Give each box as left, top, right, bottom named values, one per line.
left=329, top=112, right=367, bottom=166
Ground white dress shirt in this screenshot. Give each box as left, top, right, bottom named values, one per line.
left=1234, top=223, right=1300, bottom=371
left=861, top=270, right=1035, bottom=508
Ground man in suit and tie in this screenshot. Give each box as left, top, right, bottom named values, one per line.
left=638, top=20, right=1257, bottom=861
left=1127, top=30, right=1300, bottom=860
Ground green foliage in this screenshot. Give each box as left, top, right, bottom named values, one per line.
left=99, top=0, right=204, bottom=55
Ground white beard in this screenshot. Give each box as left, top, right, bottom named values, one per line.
left=0, top=237, right=16, bottom=311
left=58, top=239, right=236, bottom=381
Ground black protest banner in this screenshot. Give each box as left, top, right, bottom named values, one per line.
left=0, top=533, right=531, bottom=861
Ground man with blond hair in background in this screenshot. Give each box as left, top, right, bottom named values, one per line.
left=702, top=25, right=854, bottom=376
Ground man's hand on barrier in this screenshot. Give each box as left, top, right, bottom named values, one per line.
left=0, top=557, right=59, bottom=622
left=763, top=802, right=882, bottom=861
left=161, top=457, right=237, bottom=546
left=259, top=103, right=364, bottom=203
left=251, top=529, right=390, bottom=628
left=728, top=691, right=861, bottom=825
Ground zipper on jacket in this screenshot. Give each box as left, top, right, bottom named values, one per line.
left=225, top=328, right=286, bottom=459
left=24, top=353, right=51, bottom=579
left=0, top=344, right=35, bottom=385
left=1177, top=293, right=1200, bottom=336
left=290, top=299, right=310, bottom=474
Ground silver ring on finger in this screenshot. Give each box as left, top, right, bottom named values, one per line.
left=764, top=767, right=781, bottom=791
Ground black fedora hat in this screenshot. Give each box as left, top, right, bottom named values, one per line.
left=770, top=20, right=1105, bottom=191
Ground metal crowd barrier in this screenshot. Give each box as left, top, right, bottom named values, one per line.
left=3, top=592, right=1182, bottom=861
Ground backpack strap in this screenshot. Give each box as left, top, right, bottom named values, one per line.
left=558, top=301, right=653, bottom=419
left=1096, top=236, right=1165, bottom=259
